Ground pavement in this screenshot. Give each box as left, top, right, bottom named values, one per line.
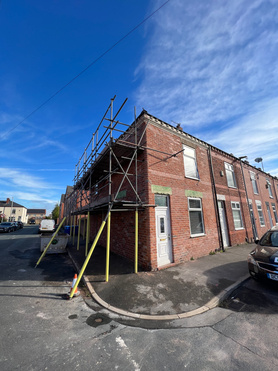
left=67, top=241, right=254, bottom=320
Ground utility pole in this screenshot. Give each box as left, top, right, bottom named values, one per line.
left=9, top=197, right=14, bottom=222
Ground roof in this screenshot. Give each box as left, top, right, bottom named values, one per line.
left=0, top=200, right=26, bottom=208
left=138, top=110, right=278, bottom=180
left=27, top=209, right=46, bottom=214
left=66, top=186, right=73, bottom=194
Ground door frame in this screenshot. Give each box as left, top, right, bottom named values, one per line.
left=155, top=194, right=173, bottom=267
left=218, top=200, right=230, bottom=248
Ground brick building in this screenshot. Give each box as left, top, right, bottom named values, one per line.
left=65, top=108, right=278, bottom=271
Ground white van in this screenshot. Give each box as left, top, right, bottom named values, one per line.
left=39, top=219, right=55, bottom=233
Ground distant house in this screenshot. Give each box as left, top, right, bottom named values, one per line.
left=0, top=198, right=28, bottom=223
left=27, top=209, right=46, bottom=224
left=58, top=186, right=73, bottom=224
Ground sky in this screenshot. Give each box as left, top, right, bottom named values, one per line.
left=1, top=0, right=278, bottom=215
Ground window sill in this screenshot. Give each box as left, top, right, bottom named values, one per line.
left=228, top=185, right=237, bottom=189
left=190, top=233, right=206, bottom=238
left=185, top=176, right=200, bottom=181
left=235, top=227, right=244, bottom=231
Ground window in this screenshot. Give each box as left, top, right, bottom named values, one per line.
left=271, top=203, right=278, bottom=224
left=155, top=194, right=168, bottom=207
left=231, top=202, right=244, bottom=229
left=266, top=179, right=273, bottom=198
left=225, top=163, right=237, bottom=188
left=250, top=172, right=258, bottom=194
left=255, top=200, right=265, bottom=227
left=12, top=209, right=16, bottom=214
left=188, top=198, right=205, bottom=236
left=183, top=145, right=199, bottom=179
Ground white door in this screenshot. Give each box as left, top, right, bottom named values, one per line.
left=155, top=196, right=172, bottom=267
left=218, top=201, right=230, bottom=248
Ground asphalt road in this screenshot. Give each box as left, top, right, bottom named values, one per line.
left=0, top=226, right=278, bottom=370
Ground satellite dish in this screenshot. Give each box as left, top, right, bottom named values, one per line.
left=255, top=157, right=263, bottom=163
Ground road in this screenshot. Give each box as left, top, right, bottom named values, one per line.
left=0, top=226, right=278, bottom=370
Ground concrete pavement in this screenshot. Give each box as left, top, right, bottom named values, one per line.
left=68, top=242, right=254, bottom=320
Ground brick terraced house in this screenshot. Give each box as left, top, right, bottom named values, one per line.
left=63, top=106, right=278, bottom=271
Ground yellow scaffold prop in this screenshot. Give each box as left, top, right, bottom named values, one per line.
left=68, top=217, right=107, bottom=299
left=68, top=207, right=139, bottom=299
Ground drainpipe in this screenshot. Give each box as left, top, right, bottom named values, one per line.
left=239, top=159, right=256, bottom=242
left=272, top=177, right=278, bottom=224
left=208, top=146, right=224, bottom=252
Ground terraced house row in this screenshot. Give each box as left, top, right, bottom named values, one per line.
left=60, top=109, right=278, bottom=271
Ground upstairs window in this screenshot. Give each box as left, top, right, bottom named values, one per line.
left=12, top=209, right=16, bottom=214
left=183, top=145, right=199, bottom=180
left=266, top=179, right=273, bottom=198
left=256, top=200, right=265, bottom=227
left=225, top=163, right=237, bottom=188
left=231, top=202, right=244, bottom=229
left=188, top=198, right=205, bottom=236
left=250, top=171, right=258, bottom=194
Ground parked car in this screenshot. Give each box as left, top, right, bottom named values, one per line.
left=29, top=219, right=36, bottom=224
left=248, top=226, right=278, bottom=282
left=39, top=219, right=55, bottom=233
left=0, top=222, right=15, bottom=233
left=13, top=222, right=20, bottom=230
left=17, top=221, right=24, bottom=228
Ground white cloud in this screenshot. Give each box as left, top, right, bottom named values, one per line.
left=0, top=168, right=63, bottom=190
left=201, top=98, right=278, bottom=170
left=135, top=0, right=278, bottom=128
left=5, top=191, right=57, bottom=204
left=19, top=138, right=69, bottom=153
left=134, top=0, right=278, bottom=176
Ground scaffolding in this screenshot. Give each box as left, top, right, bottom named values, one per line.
left=65, top=97, right=152, bottom=297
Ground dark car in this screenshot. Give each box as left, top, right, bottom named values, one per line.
left=29, top=220, right=36, bottom=224
left=13, top=222, right=20, bottom=230
left=248, top=227, right=278, bottom=282
left=17, top=221, right=23, bottom=228
left=0, top=222, right=15, bottom=233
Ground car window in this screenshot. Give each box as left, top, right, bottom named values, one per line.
left=261, top=231, right=278, bottom=247
left=271, top=232, right=278, bottom=247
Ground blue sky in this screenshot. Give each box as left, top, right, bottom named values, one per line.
left=1, top=0, right=278, bottom=214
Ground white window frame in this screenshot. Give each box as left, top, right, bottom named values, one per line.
left=255, top=200, right=265, bottom=227
left=188, top=197, right=205, bottom=237
left=183, top=145, right=199, bottom=180
left=250, top=171, right=259, bottom=195
left=271, top=203, right=278, bottom=224
left=266, top=179, right=273, bottom=198
left=231, top=201, right=244, bottom=230
left=225, top=162, right=237, bottom=188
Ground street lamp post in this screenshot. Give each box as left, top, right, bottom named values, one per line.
left=255, top=157, right=264, bottom=172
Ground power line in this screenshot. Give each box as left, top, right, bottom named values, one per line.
left=1, top=0, right=171, bottom=140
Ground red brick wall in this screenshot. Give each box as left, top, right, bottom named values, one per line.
left=210, top=151, right=252, bottom=245
left=144, top=122, right=220, bottom=269
left=80, top=114, right=278, bottom=271
left=242, top=164, right=278, bottom=238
